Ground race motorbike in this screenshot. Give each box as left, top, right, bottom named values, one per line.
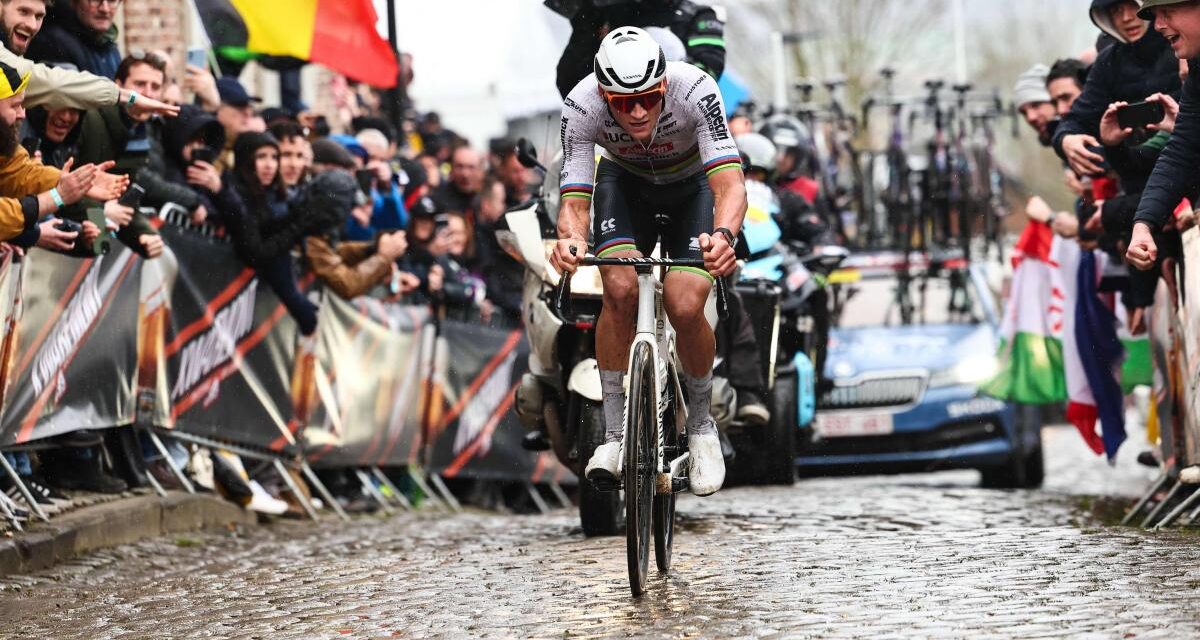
left=494, top=141, right=621, bottom=536
left=726, top=180, right=848, bottom=484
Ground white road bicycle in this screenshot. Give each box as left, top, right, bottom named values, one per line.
left=557, top=250, right=727, bottom=597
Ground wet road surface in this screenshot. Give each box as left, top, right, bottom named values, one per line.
left=2, top=425, right=1198, bottom=639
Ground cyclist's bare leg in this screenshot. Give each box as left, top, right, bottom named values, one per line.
left=663, top=270, right=717, bottom=438
left=596, top=249, right=641, bottom=443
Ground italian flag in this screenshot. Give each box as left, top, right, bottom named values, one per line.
left=981, top=220, right=1068, bottom=404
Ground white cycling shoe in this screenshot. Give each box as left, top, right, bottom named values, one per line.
left=585, top=441, right=622, bottom=489
left=688, top=430, right=725, bottom=496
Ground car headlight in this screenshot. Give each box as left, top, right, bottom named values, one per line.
left=929, top=354, right=1001, bottom=388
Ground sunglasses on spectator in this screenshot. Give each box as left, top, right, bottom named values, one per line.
left=602, top=83, right=666, bottom=115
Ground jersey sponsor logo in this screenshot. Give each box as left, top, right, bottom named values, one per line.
left=564, top=97, right=588, bottom=116
left=600, top=218, right=617, bottom=234
left=604, top=119, right=619, bottom=128
left=560, top=116, right=570, bottom=154
left=689, top=236, right=701, bottom=250
left=616, top=141, right=676, bottom=155
left=698, top=93, right=729, bottom=141
left=605, top=131, right=636, bottom=143
left=683, top=76, right=706, bottom=100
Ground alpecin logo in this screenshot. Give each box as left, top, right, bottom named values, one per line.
left=170, top=280, right=259, bottom=401
left=32, top=260, right=105, bottom=400
left=697, top=93, right=729, bottom=141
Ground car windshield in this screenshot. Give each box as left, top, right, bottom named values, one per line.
left=832, top=271, right=987, bottom=328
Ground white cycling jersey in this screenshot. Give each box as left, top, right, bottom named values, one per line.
left=558, top=61, right=742, bottom=202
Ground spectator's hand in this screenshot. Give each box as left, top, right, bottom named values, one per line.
left=122, top=89, right=181, bottom=119
left=1062, top=134, right=1105, bottom=176
left=479, top=298, right=494, bottom=324
left=81, top=220, right=100, bottom=245
left=186, top=160, right=222, bottom=193
left=31, top=149, right=41, bottom=164
left=1085, top=209, right=1104, bottom=235
left=1099, top=102, right=1133, bottom=146
left=35, top=219, right=77, bottom=251
left=377, top=230, right=408, bottom=260
left=183, top=65, right=220, bottom=112
left=368, top=159, right=393, bottom=185
left=54, top=157, right=98, bottom=204
left=1180, top=209, right=1199, bottom=233
left=550, top=237, right=587, bottom=275
left=139, top=234, right=164, bottom=259
left=428, top=263, right=444, bottom=292
left=351, top=203, right=372, bottom=226
left=1126, top=222, right=1158, bottom=270
left=1147, top=93, right=1180, bottom=134
left=191, top=204, right=208, bottom=226
left=86, top=168, right=128, bottom=203
left=104, top=199, right=134, bottom=227
left=1052, top=211, right=1079, bottom=238
left=396, top=269, right=420, bottom=295
left=1129, top=306, right=1148, bottom=336
left=1025, top=196, right=1053, bottom=222
left=699, top=232, right=736, bottom=277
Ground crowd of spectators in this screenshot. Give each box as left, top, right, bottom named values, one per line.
left=0, top=0, right=533, bottom=517
left=1011, top=0, right=1200, bottom=465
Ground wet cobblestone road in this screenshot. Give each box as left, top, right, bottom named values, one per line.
left=4, top=425, right=1200, bottom=639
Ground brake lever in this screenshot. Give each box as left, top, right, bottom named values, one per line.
left=555, top=245, right=576, bottom=318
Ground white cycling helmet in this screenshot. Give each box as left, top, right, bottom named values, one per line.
left=593, top=26, right=667, bottom=94
left=735, top=132, right=778, bottom=173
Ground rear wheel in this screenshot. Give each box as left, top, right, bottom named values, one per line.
left=625, top=342, right=655, bottom=597
left=578, top=399, right=622, bottom=537
left=653, top=383, right=679, bottom=573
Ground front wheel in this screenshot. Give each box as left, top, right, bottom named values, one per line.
left=577, top=399, right=623, bottom=536
left=625, top=342, right=655, bottom=597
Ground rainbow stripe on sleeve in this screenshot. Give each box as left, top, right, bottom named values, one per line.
left=560, top=183, right=594, bottom=200
left=703, top=155, right=742, bottom=177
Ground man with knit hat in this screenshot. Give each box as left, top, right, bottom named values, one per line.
left=1126, top=0, right=1200, bottom=272
left=0, top=56, right=126, bottom=245
left=1014, top=64, right=1057, bottom=146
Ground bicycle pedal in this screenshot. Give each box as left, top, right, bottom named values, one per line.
left=587, top=469, right=621, bottom=492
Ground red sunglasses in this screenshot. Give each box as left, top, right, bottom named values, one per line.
left=602, top=83, right=666, bottom=114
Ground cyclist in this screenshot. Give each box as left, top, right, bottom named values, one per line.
left=550, top=26, right=746, bottom=496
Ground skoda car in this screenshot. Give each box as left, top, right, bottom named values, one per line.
left=797, top=251, right=1043, bottom=488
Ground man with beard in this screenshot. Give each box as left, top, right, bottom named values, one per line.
left=1014, top=64, right=1057, bottom=146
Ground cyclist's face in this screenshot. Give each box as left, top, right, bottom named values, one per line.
left=1046, top=78, right=1082, bottom=117
left=606, top=86, right=664, bottom=143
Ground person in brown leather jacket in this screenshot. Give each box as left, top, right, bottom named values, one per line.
left=299, top=169, right=411, bottom=300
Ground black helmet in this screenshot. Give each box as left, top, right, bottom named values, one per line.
left=758, top=114, right=810, bottom=152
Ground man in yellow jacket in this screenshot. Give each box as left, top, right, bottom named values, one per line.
left=0, top=58, right=126, bottom=243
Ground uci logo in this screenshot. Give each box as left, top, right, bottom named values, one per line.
left=600, top=218, right=617, bottom=234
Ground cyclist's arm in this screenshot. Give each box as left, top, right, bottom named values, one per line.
left=557, top=91, right=599, bottom=241
left=558, top=197, right=590, bottom=243
left=708, top=167, right=746, bottom=237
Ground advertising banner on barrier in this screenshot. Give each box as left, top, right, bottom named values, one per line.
left=304, top=294, right=429, bottom=468
left=0, top=247, right=142, bottom=446
left=155, top=222, right=300, bottom=453
left=424, top=320, right=574, bottom=484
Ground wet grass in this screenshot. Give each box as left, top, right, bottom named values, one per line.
left=1072, top=495, right=1134, bottom=529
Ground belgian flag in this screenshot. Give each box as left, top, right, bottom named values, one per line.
left=193, top=0, right=399, bottom=88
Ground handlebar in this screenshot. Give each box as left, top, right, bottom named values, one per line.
left=554, top=249, right=729, bottom=321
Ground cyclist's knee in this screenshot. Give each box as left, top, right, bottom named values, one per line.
left=663, top=275, right=710, bottom=325
left=601, top=268, right=638, bottom=314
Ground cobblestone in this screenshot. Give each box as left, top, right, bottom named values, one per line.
left=1, top=425, right=1197, bottom=639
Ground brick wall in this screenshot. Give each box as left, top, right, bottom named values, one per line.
left=120, top=0, right=187, bottom=78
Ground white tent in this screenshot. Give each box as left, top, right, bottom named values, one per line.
left=374, top=0, right=570, bottom=147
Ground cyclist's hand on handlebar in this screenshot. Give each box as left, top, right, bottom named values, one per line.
left=551, top=238, right=588, bottom=275
left=699, top=232, right=736, bottom=277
